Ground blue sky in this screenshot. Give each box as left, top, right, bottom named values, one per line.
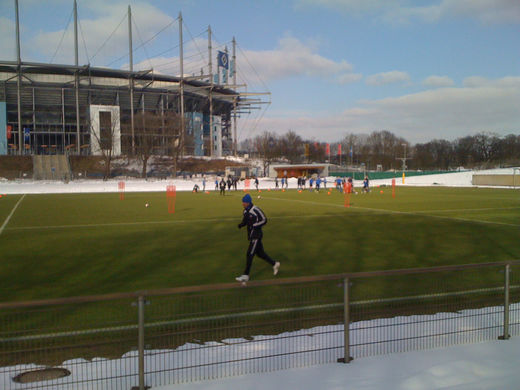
left=1, top=0, right=519, bottom=143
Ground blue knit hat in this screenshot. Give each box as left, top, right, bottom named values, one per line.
left=242, top=193, right=252, bottom=203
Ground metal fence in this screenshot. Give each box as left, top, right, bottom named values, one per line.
left=1, top=261, right=519, bottom=389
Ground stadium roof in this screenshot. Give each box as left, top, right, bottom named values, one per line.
left=0, top=60, right=239, bottom=95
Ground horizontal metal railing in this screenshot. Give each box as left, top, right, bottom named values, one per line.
left=0, top=260, right=519, bottom=390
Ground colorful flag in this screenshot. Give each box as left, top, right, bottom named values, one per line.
left=326, top=143, right=330, bottom=155
left=337, top=144, right=342, bottom=156
left=305, top=144, right=310, bottom=157
left=350, top=146, right=353, bottom=157
left=217, top=51, right=229, bottom=69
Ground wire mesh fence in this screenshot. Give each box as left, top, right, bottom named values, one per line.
left=0, top=261, right=519, bottom=389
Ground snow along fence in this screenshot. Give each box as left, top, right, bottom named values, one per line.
left=1, top=261, right=519, bottom=390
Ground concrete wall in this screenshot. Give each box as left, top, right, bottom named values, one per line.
left=472, top=174, right=519, bottom=186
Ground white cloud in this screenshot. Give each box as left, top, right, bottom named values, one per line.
left=30, top=1, right=174, bottom=65
left=463, top=76, right=520, bottom=88
left=337, top=73, right=363, bottom=84
left=295, top=0, right=520, bottom=24
left=422, top=75, right=455, bottom=88
left=238, top=36, right=355, bottom=84
left=139, top=35, right=360, bottom=87
left=366, top=71, right=410, bottom=86
left=253, top=76, right=520, bottom=143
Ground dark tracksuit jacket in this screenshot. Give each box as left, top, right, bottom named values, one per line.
left=238, top=203, right=275, bottom=275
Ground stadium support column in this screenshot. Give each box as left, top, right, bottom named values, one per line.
left=74, top=0, right=81, bottom=155
left=15, top=0, right=22, bottom=155
left=232, top=37, right=237, bottom=156
left=179, top=12, right=185, bottom=156
left=208, top=26, right=213, bottom=157
left=128, top=6, right=135, bottom=155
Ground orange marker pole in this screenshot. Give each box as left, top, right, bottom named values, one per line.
left=118, top=181, right=125, bottom=200
left=343, top=182, right=352, bottom=207
left=392, top=178, right=396, bottom=198
left=167, top=184, right=177, bottom=214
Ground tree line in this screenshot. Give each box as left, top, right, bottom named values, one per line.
left=239, top=130, right=520, bottom=171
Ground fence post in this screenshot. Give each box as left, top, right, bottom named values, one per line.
left=138, top=295, right=146, bottom=389
left=338, top=277, right=353, bottom=363
left=499, top=264, right=511, bottom=340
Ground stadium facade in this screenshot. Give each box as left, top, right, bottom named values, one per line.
left=0, top=1, right=266, bottom=158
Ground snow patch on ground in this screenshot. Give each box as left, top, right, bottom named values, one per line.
left=1, top=167, right=518, bottom=195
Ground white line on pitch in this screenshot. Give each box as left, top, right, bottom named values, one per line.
left=4, top=213, right=339, bottom=232
left=267, top=195, right=520, bottom=227
left=0, top=194, right=26, bottom=236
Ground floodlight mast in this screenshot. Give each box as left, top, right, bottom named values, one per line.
left=74, top=0, right=81, bottom=155
left=179, top=12, right=185, bottom=156
left=129, top=6, right=135, bottom=155
left=208, top=26, right=213, bottom=157
left=233, top=37, right=237, bottom=156
left=15, top=0, right=22, bottom=155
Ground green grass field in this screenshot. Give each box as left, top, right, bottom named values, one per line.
left=1, top=186, right=519, bottom=302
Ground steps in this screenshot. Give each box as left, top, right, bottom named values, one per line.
left=32, top=155, right=71, bottom=181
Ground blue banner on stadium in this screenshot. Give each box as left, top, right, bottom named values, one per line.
left=217, top=51, right=229, bottom=69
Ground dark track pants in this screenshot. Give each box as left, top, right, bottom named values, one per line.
left=244, top=238, right=275, bottom=275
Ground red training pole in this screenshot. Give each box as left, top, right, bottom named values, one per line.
left=343, top=182, right=352, bottom=207
left=167, top=185, right=177, bottom=214
left=118, top=181, right=125, bottom=200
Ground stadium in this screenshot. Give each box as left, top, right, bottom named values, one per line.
left=1, top=2, right=519, bottom=390
left=0, top=1, right=268, bottom=159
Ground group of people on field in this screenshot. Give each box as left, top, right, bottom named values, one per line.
left=274, top=176, right=289, bottom=189
left=216, top=176, right=240, bottom=195
left=296, top=176, right=328, bottom=191
left=333, top=176, right=370, bottom=193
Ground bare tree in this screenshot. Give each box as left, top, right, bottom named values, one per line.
left=279, top=130, right=303, bottom=163
left=254, top=131, right=279, bottom=175
left=128, top=110, right=183, bottom=178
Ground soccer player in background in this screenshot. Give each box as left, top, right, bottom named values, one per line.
left=219, top=177, right=226, bottom=195
left=235, top=194, right=280, bottom=282
left=363, top=176, right=370, bottom=193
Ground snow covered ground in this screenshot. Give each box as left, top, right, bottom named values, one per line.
left=167, top=338, right=520, bottom=390
left=1, top=167, right=519, bottom=390
left=1, top=167, right=518, bottom=195
left=171, top=337, right=520, bottom=390
left=2, top=305, right=518, bottom=390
